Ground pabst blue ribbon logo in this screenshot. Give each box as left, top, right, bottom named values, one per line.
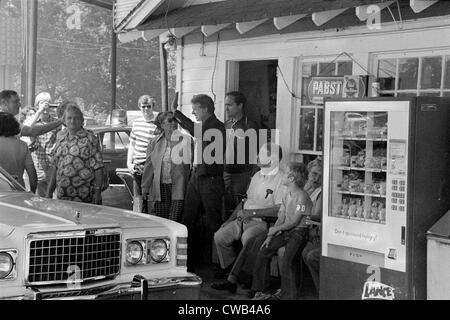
left=362, top=281, right=395, bottom=300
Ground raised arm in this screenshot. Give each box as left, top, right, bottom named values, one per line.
left=21, top=119, right=63, bottom=137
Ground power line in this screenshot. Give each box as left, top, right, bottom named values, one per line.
left=38, top=37, right=159, bottom=51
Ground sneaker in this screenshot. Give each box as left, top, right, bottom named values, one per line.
left=211, top=280, right=237, bottom=293
left=246, top=290, right=256, bottom=299
left=251, top=292, right=272, bottom=300
left=269, top=289, right=282, bottom=300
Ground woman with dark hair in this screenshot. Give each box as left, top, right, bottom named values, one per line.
left=0, top=112, right=37, bottom=192
left=141, top=111, right=192, bottom=221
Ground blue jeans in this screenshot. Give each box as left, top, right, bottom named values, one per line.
left=252, top=227, right=308, bottom=300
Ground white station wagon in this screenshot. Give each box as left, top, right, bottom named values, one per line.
left=0, top=166, right=201, bottom=300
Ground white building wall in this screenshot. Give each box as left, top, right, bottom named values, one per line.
left=176, top=16, right=450, bottom=162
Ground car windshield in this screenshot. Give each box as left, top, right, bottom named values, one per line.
left=0, top=167, right=25, bottom=192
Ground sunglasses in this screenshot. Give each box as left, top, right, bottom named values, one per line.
left=164, top=118, right=175, bottom=124
left=140, top=104, right=153, bottom=109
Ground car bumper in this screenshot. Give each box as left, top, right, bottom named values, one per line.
left=5, top=274, right=202, bottom=300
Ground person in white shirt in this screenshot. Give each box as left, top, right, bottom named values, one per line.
left=213, top=143, right=287, bottom=280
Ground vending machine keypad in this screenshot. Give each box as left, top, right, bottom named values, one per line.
left=390, top=179, right=406, bottom=213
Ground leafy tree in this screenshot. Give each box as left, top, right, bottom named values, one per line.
left=34, top=0, right=174, bottom=119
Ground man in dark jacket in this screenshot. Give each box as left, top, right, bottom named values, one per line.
left=172, top=93, right=226, bottom=271
left=223, top=91, right=259, bottom=220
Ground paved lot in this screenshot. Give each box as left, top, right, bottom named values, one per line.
left=102, top=185, right=319, bottom=300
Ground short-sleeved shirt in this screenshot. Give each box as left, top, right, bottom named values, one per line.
left=130, top=116, right=158, bottom=165
left=51, top=128, right=104, bottom=203
left=278, top=190, right=313, bottom=229
left=244, top=167, right=287, bottom=219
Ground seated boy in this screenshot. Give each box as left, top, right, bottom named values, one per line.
left=250, top=162, right=312, bottom=300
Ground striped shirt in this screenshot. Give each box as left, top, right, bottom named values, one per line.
left=130, top=116, right=157, bottom=165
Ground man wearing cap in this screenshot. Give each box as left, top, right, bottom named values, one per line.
left=127, top=95, right=159, bottom=209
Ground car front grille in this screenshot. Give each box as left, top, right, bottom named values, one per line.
left=28, top=231, right=121, bottom=285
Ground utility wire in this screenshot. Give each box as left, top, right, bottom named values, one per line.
left=210, top=32, right=220, bottom=102
left=277, top=51, right=380, bottom=99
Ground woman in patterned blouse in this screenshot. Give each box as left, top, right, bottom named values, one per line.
left=46, top=103, right=104, bottom=204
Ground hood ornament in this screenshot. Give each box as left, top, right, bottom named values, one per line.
left=75, top=211, right=81, bottom=224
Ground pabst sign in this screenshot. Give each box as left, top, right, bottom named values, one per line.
left=307, top=76, right=366, bottom=104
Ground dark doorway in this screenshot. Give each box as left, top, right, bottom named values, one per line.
left=237, top=60, right=278, bottom=139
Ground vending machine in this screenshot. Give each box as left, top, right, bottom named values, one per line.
left=320, top=97, right=450, bottom=300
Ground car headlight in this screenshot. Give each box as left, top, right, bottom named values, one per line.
left=126, top=241, right=143, bottom=265
left=0, top=252, right=14, bottom=279
left=149, top=239, right=168, bottom=263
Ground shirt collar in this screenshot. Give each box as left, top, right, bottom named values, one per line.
left=64, top=128, right=87, bottom=140
left=260, top=166, right=279, bottom=177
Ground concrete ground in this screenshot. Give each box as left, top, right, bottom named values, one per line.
left=102, top=185, right=319, bottom=300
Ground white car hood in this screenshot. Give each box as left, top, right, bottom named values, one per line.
left=0, top=193, right=168, bottom=233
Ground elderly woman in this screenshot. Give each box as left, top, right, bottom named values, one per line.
left=141, top=111, right=192, bottom=221
left=46, top=103, right=104, bottom=204
left=0, top=112, right=37, bottom=192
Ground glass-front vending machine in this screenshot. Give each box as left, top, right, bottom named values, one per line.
left=320, top=97, right=450, bottom=300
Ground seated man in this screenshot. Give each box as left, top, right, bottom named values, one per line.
left=212, top=159, right=322, bottom=297
left=212, top=143, right=287, bottom=283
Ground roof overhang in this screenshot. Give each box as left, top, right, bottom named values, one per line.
left=115, top=0, right=446, bottom=43
left=78, top=0, right=114, bottom=10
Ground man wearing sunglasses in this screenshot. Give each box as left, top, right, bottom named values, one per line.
left=127, top=95, right=158, bottom=209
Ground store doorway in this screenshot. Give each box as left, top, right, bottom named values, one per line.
left=226, top=60, right=278, bottom=140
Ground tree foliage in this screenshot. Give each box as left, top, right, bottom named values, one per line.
left=35, top=0, right=174, bottom=118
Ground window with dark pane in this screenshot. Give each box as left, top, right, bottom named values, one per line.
left=301, top=62, right=317, bottom=105
left=299, top=108, right=315, bottom=150
left=421, top=56, right=442, bottom=89
left=316, top=109, right=324, bottom=151
left=319, top=62, right=336, bottom=76
left=444, top=56, right=450, bottom=89
left=337, top=61, right=353, bottom=76
left=377, top=59, right=396, bottom=91
left=398, top=58, right=418, bottom=90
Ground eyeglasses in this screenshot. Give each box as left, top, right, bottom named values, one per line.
left=140, top=104, right=153, bottom=109
left=166, top=118, right=175, bottom=123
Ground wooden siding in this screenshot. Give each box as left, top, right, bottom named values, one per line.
left=176, top=16, right=450, bottom=160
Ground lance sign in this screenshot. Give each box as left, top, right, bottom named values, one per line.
left=307, top=76, right=367, bottom=104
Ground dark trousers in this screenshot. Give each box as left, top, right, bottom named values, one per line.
left=252, top=228, right=308, bottom=300
left=182, top=173, right=225, bottom=270
left=302, top=241, right=321, bottom=293
left=223, top=171, right=252, bottom=221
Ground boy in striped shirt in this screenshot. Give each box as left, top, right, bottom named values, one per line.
left=127, top=95, right=158, bottom=204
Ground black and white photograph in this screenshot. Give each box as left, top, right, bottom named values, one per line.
left=0, top=0, right=449, bottom=308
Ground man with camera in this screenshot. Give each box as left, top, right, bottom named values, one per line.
left=29, top=92, right=60, bottom=197
left=0, top=90, right=63, bottom=137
